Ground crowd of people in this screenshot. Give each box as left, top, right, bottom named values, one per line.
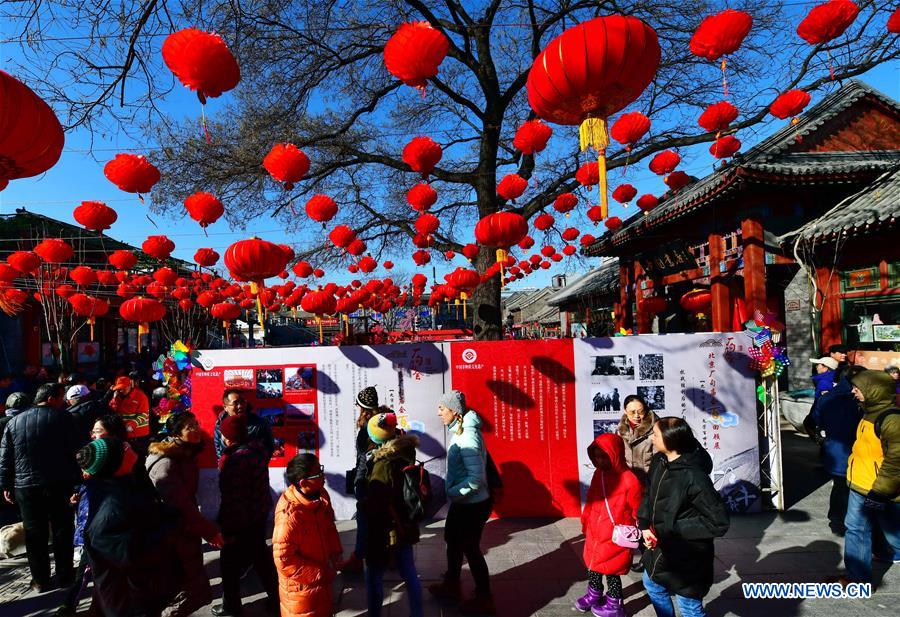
left=0, top=350, right=897, bottom=617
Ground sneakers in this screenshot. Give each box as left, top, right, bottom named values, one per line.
left=592, top=596, right=626, bottom=617
left=573, top=585, right=604, bottom=612
left=339, top=552, right=364, bottom=574
left=459, top=594, right=496, bottom=615
left=427, top=579, right=463, bottom=602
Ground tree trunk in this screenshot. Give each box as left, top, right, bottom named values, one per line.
left=472, top=248, right=502, bottom=340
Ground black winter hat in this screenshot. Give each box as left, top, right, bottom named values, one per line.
left=356, top=386, right=379, bottom=410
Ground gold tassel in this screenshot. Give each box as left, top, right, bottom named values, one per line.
left=461, top=292, right=468, bottom=320
left=580, top=118, right=610, bottom=220
left=88, top=317, right=95, bottom=341
left=138, top=322, right=149, bottom=353
left=721, top=58, right=729, bottom=97
left=317, top=316, right=323, bottom=343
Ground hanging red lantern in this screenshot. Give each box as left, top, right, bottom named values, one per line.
left=153, top=267, right=178, bottom=287
left=414, top=213, right=440, bottom=236
left=194, top=248, right=220, bottom=267
left=412, top=250, right=431, bottom=267
left=639, top=296, right=668, bottom=314
left=0, top=264, right=17, bottom=283
left=383, top=22, right=449, bottom=93
left=292, top=261, right=314, bottom=278
left=35, top=239, right=73, bottom=263
left=383, top=261, right=394, bottom=270
left=575, top=162, right=599, bottom=187
left=184, top=192, right=224, bottom=228
left=358, top=256, right=377, bottom=274
left=580, top=234, right=596, bottom=247
left=533, top=213, right=555, bottom=231
left=698, top=101, right=739, bottom=133
left=0, top=71, right=64, bottom=191
left=443, top=250, right=456, bottom=260
left=402, top=136, right=443, bottom=178
left=108, top=250, right=138, bottom=270
left=70, top=266, right=97, bottom=287
left=587, top=206, right=604, bottom=224
left=55, top=284, right=75, bottom=299
left=329, top=225, right=356, bottom=249
left=889, top=8, right=900, bottom=33
left=527, top=16, right=661, bottom=219
left=518, top=236, right=535, bottom=250
left=497, top=174, right=528, bottom=202
left=69, top=293, right=108, bottom=339
left=610, top=112, right=651, bottom=150
left=562, top=245, right=577, bottom=256
left=120, top=296, right=166, bottom=349
left=305, top=194, right=338, bottom=225
left=540, top=246, right=555, bottom=258
left=665, top=171, right=692, bottom=191
left=637, top=194, right=659, bottom=213
left=612, top=184, right=637, bottom=204
left=561, top=228, right=580, bottom=242
left=263, top=143, right=310, bottom=190
left=103, top=154, right=160, bottom=196
left=412, top=273, right=428, bottom=288
left=513, top=120, right=553, bottom=155
left=474, top=211, right=528, bottom=267
left=689, top=9, right=753, bottom=96
left=770, top=89, right=812, bottom=120
left=649, top=150, right=681, bottom=175
left=797, top=1, right=859, bottom=45
left=95, top=270, right=118, bottom=286
left=197, top=290, right=223, bottom=308
left=680, top=289, right=712, bottom=314
left=142, top=235, right=175, bottom=261
left=406, top=183, right=438, bottom=212
left=605, top=217, right=623, bottom=232
left=553, top=193, right=578, bottom=215
left=162, top=28, right=240, bottom=103
left=7, top=251, right=42, bottom=274
left=462, top=243, right=479, bottom=261
left=346, top=239, right=367, bottom=257
left=73, top=201, right=118, bottom=231
left=413, top=232, right=433, bottom=249
left=710, top=135, right=741, bottom=159
left=224, top=237, right=290, bottom=285
left=177, top=298, right=193, bottom=312
left=211, top=302, right=241, bottom=322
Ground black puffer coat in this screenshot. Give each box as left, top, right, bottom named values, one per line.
left=0, top=406, right=81, bottom=490
left=637, top=442, right=730, bottom=599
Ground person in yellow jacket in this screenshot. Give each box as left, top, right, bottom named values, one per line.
left=843, top=370, right=900, bottom=583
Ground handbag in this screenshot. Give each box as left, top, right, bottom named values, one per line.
left=601, top=473, right=641, bottom=549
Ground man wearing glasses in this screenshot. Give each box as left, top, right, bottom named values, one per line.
left=213, top=389, right=275, bottom=458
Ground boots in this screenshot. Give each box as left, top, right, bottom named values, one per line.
left=592, top=596, right=626, bottom=617
left=427, top=579, right=463, bottom=602
left=573, top=585, right=604, bottom=612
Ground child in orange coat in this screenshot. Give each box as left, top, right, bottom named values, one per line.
left=575, top=433, right=643, bottom=616
left=272, top=453, right=343, bottom=617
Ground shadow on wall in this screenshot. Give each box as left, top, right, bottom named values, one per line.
left=370, top=342, right=450, bottom=375
left=532, top=355, right=576, bottom=383
left=492, top=460, right=565, bottom=519
left=486, top=380, right=535, bottom=409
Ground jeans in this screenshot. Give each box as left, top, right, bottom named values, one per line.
left=365, top=544, right=423, bottom=617
left=15, top=484, right=75, bottom=585
left=220, top=522, right=278, bottom=611
left=354, top=505, right=368, bottom=558
left=827, top=476, right=850, bottom=532
left=642, top=571, right=706, bottom=617
left=445, top=498, right=493, bottom=595
left=844, top=489, right=900, bottom=582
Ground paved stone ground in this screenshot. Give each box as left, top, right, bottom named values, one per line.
left=1, top=430, right=896, bottom=616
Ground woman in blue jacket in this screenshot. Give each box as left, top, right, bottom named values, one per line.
left=428, top=390, right=495, bottom=615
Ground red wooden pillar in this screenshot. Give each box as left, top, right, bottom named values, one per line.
left=22, top=304, right=41, bottom=368
left=815, top=265, right=842, bottom=351
left=708, top=232, right=731, bottom=332
left=616, top=261, right=633, bottom=332
left=741, top=217, right=767, bottom=315
left=634, top=262, right=652, bottom=334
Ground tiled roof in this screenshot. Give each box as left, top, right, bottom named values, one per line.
left=546, top=258, right=620, bottom=307
left=586, top=80, right=900, bottom=256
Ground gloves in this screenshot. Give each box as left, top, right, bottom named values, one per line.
left=863, top=490, right=890, bottom=512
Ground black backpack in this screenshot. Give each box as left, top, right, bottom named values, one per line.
left=874, top=408, right=900, bottom=438
left=399, top=460, right=432, bottom=522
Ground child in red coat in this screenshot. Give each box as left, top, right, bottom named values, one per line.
left=575, top=433, right=642, bottom=616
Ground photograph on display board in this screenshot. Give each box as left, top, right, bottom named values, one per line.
left=286, top=403, right=315, bottom=422
left=638, top=354, right=665, bottom=381
left=223, top=369, right=254, bottom=391
left=637, top=385, right=666, bottom=412
left=590, top=355, right=634, bottom=378
left=591, top=387, right=622, bottom=412
left=271, top=438, right=286, bottom=459
left=296, top=430, right=317, bottom=453
left=593, top=419, right=619, bottom=437
left=258, top=407, right=285, bottom=427
left=284, top=366, right=316, bottom=392
left=255, top=368, right=284, bottom=399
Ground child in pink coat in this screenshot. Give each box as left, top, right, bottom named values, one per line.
left=575, top=433, right=643, bottom=616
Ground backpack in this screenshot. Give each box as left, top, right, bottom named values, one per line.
left=399, top=460, right=432, bottom=522
left=874, top=408, right=900, bottom=438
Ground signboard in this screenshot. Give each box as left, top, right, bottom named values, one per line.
left=639, top=241, right=699, bottom=277
left=873, top=324, right=900, bottom=342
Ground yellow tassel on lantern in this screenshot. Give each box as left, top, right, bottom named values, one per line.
left=343, top=313, right=350, bottom=337
left=88, top=317, right=95, bottom=340
left=461, top=292, right=468, bottom=320
left=579, top=117, right=610, bottom=219
left=316, top=315, right=323, bottom=343
left=138, top=322, right=149, bottom=352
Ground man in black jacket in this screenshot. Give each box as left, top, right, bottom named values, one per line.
left=66, top=384, right=108, bottom=447
left=0, top=382, right=80, bottom=591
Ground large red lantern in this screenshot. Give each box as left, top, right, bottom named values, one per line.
left=108, top=249, right=138, bottom=270
left=263, top=143, right=310, bottom=190
left=0, top=264, right=18, bottom=283
left=329, top=225, right=357, bottom=249
left=698, top=101, right=739, bottom=134
left=710, top=135, right=741, bottom=159
left=636, top=194, right=659, bottom=213
left=527, top=16, right=660, bottom=219
left=69, top=293, right=109, bottom=339
left=680, top=289, right=712, bottom=315
left=610, top=112, right=651, bottom=150
left=406, top=183, right=438, bottom=212
left=402, top=136, right=442, bottom=178
left=689, top=9, right=753, bottom=95
left=224, top=237, right=289, bottom=286
left=612, top=184, right=638, bottom=204
left=770, top=90, right=811, bottom=121
left=649, top=150, right=681, bottom=175
left=70, top=266, right=97, bottom=287
left=553, top=193, right=578, bottom=215
left=7, top=251, right=42, bottom=274
left=474, top=211, right=528, bottom=267
left=162, top=28, right=240, bottom=103
left=665, top=170, right=692, bottom=191
left=0, top=71, right=64, bottom=191
left=142, top=235, right=175, bottom=261
left=73, top=200, right=117, bottom=232
left=120, top=296, right=166, bottom=349
left=513, top=120, right=553, bottom=155
left=104, top=154, right=160, bottom=197
left=414, top=213, right=440, bottom=236
left=797, top=1, right=859, bottom=45
left=497, top=174, right=528, bottom=202
left=194, top=248, right=219, bottom=267
left=383, top=22, right=449, bottom=93
left=305, top=194, right=338, bottom=225
left=184, top=192, right=224, bottom=228
left=35, top=239, right=73, bottom=263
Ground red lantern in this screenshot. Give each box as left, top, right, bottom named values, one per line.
left=177, top=299, right=194, bottom=312
left=292, top=261, right=314, bottom=278
left=527, top=16, right=661, bottom=218
left=797, top=1, right=859, bottom=45
left=649, top=150, right=681, bottom=175
left=263, top=143, right=310, bottom=190
left=108, top=250, right=138, bottom=270
left=710, top=135, right=741, bottom=159
left=513, top=120, right=553, bottom=155
left=402, top=136, right=442, bottom=178
left=698, top=101, right=738, bottom=133
left=562, top=245, right=577, bottom=256
left=224, top=238, right=290, bottom=285
left=665, top=171, right=692, bottom=191
left=406, top=183, right=438, bottom=212
left=444, top=250, right=456, bottom=260
left=889, top=8, right=900, bottom=33
left=412, top=273, right=427, bottom=288
left=690, top=10, right=753, bottom=61
left=518, top=236, right=535, bottom=250
left=462, top=243, right=479, bottom=261
left=120, top=296, right=166, bottom=349
left=162, top=28, right=240, bottom=103
left=639, top=296, right=668, bottom=314
left=587, top=206, right=604, bottom=224
left=69, top=293, right=108, bottom=339
left=142, top=235, right=175, bottom=261
left=636, top=194, right=658, bottom=213
left=580, top=234, right=596, bottom=247
left=553, top=193, right=578, bottom=215
left=73, top=201, right=117, bottom=231
left=347, top=239, right=367, bottom=257
left=184, top=192, right=224, bottom=228
left=575, top=162, right=599, bottom=187
left=7, top=251, right=42, bottom=274
left=561, top=228, right=580, bottom=242
left=103, top=154, right=160, bottom=195
left=610, top=112, right=651, bottom=150
left=680, top=289, right=712, bottom=314
left=35, top=239, right=73, bottom=263
left=96, top=270, right=118, bottom=286
left=612, top=184, right=637, bottom=204
left=0, top=71, right=64, bottom=190
left=533, top=213, right=555, bottom=231
left=0, top=264, right=17, bottom=283
left=194, top=248, right=220, bottom=267
left=305, top=194, right=338, bottom=225
left=770, top=89, right=811, bottom=120
left=413, top=232, right=433, bottom=249
left=497, top=174, right=528, bottom=202
left=153, top=267, right=178, bottom=287
left=211, top=302, right=241, bottom=322
left=605, top=217, right=623, bottom=232
left=383, top=261, right=394, bottom=270
left=474, top=212, right=528, bottom=266
left=197, top=290, right=222, bottom=308
left=414, top=213, right=440, bottom=236
left=358, top=256, right=377, bottom=274
left=329, top=225, right=356, bottom=249
left=55, top=284, right=75, bottom=299
left=383, top=22, right=449, bottom=93
left=70, top=266, right=97, bottom=287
